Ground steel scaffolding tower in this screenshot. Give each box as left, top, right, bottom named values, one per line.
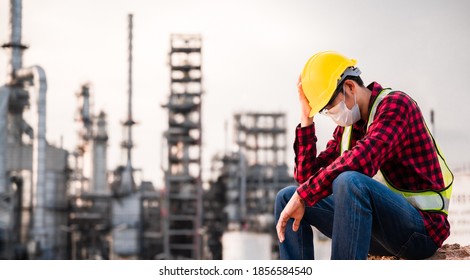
left=163, top=34, right=203, bottom=259
left=203, top=112, right=294, bottom=259
left=234, top=112, right=291, bottom=229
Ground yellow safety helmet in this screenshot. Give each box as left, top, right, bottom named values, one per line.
left=301, top=51, right=358, bottom=117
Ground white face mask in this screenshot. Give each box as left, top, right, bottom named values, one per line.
left=326, top=91, right=361, bottom=127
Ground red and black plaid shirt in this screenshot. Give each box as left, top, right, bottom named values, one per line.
left=294, top=82, right=450, bottom=247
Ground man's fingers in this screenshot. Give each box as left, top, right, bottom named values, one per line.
left=276, top=213, right=287, bottom=243
left=292, top=217, right=300, bottom=232
left=276, top=220, right=285, bottom=243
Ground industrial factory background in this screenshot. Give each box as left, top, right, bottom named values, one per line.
left=0, top=0, right=296, bottom=260
left=1, top=0, right=470, bottom=261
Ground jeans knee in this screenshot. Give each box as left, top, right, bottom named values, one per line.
left=332, top=171, right=366, bottom=197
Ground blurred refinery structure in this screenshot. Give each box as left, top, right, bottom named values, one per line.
left=446, top=167, right=470, bottom=246
left=0, top=0, right=68, bottom=259
left=161, top=34, right=204, bottom=259
left=0, top=1, right=164, bottom=259
left=0, top=0, right=295, bottom=260
left=204, top=112, right=294, bottom=259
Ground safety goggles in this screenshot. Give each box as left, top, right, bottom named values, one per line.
left=320, top=86, right=344, bottom=115
left=319, top=67, right=361, bottom=114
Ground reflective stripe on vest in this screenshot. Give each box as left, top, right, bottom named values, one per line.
left=340, top=88, right=453, bottom=214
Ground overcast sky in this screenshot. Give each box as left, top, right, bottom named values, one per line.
left=1, top=0, right=469, bottom=188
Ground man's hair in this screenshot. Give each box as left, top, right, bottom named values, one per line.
left=320, top=75, right=365, bottom=112
left=341, top=75, right=364, bottom=88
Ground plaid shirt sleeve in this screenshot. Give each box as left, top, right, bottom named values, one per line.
left=295, top=93, right=411, bottom=206
left=293, top=123, right=342, bottom=184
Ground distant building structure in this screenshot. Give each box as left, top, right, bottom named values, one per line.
left=0, top=2, right=163, bottom=260
left=204, top=112, right=295, bottom=259
left=446, top=167, right=470, bottom=246
left=161, top=34, right=204, bottom=259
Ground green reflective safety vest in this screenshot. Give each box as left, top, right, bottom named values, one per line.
left=340, top=88, right=453, bottom=214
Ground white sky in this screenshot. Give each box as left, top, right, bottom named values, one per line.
left=1, top=0, right=469, bottom=188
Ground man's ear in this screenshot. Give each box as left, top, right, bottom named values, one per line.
left=344, top=79, right=356, bottom=95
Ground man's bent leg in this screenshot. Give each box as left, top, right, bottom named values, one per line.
left=331, top=171, right=436, bottom=260
left=275, top=186, right=314, bottom=259
left=275, top=186, right=335, bottom=259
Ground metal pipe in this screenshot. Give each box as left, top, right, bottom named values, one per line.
left=15, top=66, right=47, bottom=253
left=0, top=87, right=11, bottom=193
left=93, top=112, right=109, bottom=194
left=117, top=14, right=136, bottom=194
left=126, top=13, right=134, bottom=165
left=6, top=0, right=24, bottom=84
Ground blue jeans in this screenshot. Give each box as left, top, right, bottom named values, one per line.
left=274, top=171, right=438, bottom=260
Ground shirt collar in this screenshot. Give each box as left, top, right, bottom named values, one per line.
left=352, top=82, right=383, bottom=130
left=367, top=82, right=384, bottom=112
